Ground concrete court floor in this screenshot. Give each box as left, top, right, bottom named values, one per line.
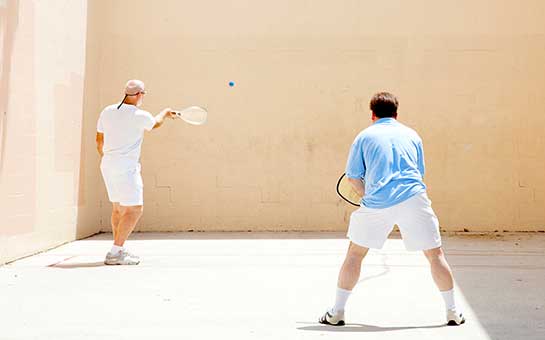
left=0, top=232, right=544, bottom=340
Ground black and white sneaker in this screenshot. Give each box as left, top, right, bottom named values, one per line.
left=446, top=309, right=466, bottom=326
left=319, top=309, right=345, bottom=326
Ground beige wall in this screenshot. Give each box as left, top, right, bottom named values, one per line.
left=82, top=0, right=545, bottom=232
left=2, top=1, right=545, bottom=264
left=0, top=0, right=91, bottom=264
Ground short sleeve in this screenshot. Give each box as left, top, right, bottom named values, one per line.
left=97, top=112, right=104, bottom=133
left=345, top=136, right=366, bottom=179
left=139, top=110, right=156, bottom=131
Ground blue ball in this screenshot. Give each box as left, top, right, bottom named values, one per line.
left=229, top=81, right=235, bottom=87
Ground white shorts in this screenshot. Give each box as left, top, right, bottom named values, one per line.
left=347, top=192, right=441, bottom=251
left=100, top=165, right=144, bottom=207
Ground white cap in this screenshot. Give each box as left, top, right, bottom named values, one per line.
left=124, top=79, right=145, bottom=95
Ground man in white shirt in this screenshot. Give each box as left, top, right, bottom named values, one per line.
left=95, top=80, right=174, bottom=265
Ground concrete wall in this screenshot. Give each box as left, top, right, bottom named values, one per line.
left=82, top=0, right=545, bottom=232
left=0, top=0, right=90, bottom=264
left=2, top=1, right=544, bottom=264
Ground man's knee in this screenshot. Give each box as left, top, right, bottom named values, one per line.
left=423, top=247, right=444, bottom=261
left=112, top=203, right=122, bottom=216
left=347, top=242, right=369, bottom=260
left=121, top=205, right=143, bottom=218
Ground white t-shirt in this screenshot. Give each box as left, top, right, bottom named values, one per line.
left=97, top=103, right=156, bottom=174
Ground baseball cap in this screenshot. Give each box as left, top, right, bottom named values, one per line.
left=124, top=79, right=145, bottom=95
left=117, top=79, right=146, bottom=109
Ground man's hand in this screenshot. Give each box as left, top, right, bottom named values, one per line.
left=163, top=108, right=176, bottom=119
left=152, top=108, right=175, bottom=129
left=347, top=177, right=364, bottom=197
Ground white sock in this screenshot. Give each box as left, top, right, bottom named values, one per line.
left=332, top=287, right=352, bottom=313
left=441, top=288, right=457, bottom=311
left=110, top=245, right=123, bottom=254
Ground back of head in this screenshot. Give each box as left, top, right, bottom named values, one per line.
left=117, top=79, right=146, bottom=109
left=124, top=79, right=145, bottom=96
left=370, top=92, right=398, bottom=118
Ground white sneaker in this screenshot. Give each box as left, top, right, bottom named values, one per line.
left=318, top=309, right=345, bottom=326
left=104, top=250, right=140, bottom=265
left=446, top=309, right=465, bottom=326
left=123, top=249, right=140, bottom=260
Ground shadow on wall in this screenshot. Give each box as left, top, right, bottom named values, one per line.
left=75, top=0, right=104, bottom=239
left=0, top=0, right=19, bottom=174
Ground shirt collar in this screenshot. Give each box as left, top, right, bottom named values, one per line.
left=374, top=117, right=397, bottom=125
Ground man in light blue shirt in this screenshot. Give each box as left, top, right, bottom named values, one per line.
left=345, top=115, right=426, bottom=208
left=319, top=92, right=465, bottom=326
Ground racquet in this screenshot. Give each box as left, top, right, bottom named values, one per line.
left=172, top=106, right=207, bottom=125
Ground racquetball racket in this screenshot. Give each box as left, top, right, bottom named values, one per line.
left=172, top=106, right=207, bottom=125
left=336, top=173, right=363, bottom=207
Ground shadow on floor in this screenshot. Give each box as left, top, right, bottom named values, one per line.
left=50, top=261, right=105, bottom=269
left=296, top=321, right=446, bottom=332
left=84, top=231, right=402, bottom=241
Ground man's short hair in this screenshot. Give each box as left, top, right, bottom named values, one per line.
left=370, top=92, right=398, bottom=118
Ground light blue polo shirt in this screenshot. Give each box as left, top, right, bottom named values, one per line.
left=345, top=118, right=426, bottom=208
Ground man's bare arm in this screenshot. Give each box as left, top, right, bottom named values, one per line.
left=96, top=132, right=104, bottom=156
left=347, top=177, right=364, bottom=197
left=152, top=108, right=175, bottom=130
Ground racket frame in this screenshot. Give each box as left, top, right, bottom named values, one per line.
left=336, top=173, right=363, bottom=207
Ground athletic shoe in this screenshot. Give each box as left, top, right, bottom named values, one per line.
left=446, top=309, right=465, bottom=326
left=318, top=309, right=345, bottom=326
left=104, top=250, right=140, bottom=265
left=123, top=249, right=140, bottom=259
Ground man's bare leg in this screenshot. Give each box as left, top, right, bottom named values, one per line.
left=111, top=203, right=121, bottom=241
left=320, top=242, right=369, bottom=325
left=114, top=205, right=143, bottom=247
left=338, top=242, right=369, bottom=291
left=104, top=205, right=143, bottom=265
left=423, top=247, right=453, bottom=291
left=423, top=247, right=465, bottom=325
